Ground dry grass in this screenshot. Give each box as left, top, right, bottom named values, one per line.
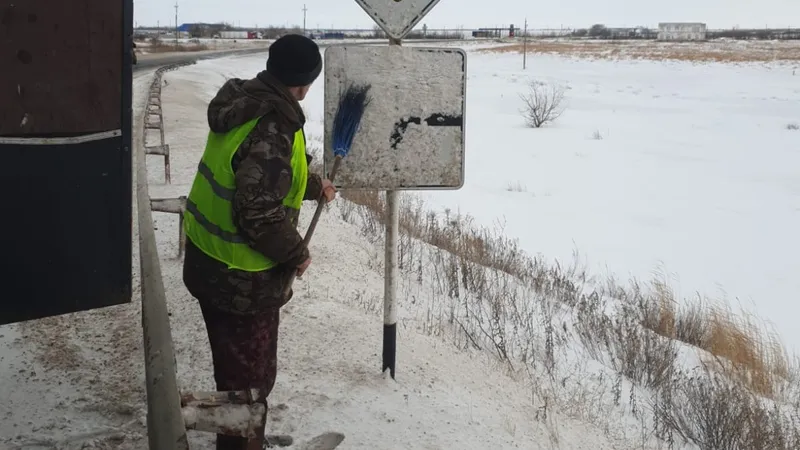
left=705, top=309, right=792, bottom=398
left=643, top=290, right=793, bottom=399
left=480, top=39, right=800, bottom=63
left=328, top=185, right=800, bottom=446
left=338, top=188, right=796, bottom=390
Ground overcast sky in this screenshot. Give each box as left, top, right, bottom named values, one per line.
left=133, top=0, right=800, bottom=30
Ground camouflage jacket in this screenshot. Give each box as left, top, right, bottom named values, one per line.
left=183, top=71, right=323, bottom=315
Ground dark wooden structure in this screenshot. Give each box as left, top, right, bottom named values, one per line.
left=0, top=0, right=133, bottom=325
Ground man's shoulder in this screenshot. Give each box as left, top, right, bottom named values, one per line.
left=251, top=110, right=301, bottom=139
left=235, top=114, right=298, bottom=164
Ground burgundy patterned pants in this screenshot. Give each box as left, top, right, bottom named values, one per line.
left=199, top=301, right=280, bottom=450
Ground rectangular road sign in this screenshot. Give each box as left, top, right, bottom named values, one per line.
left=354, top=0, right=441, bottom=41
left=323, top=45, right=466, bottom=190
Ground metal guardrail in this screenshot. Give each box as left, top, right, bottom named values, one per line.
left=144, top=74, right=171, bottom=184
left=137, top=62, right=194, bottom=450
left=137, top=62, right=268, bottom=449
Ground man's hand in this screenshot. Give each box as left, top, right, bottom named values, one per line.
left=320, top=179, right=337, bottom=203
left=296, top=257, right=312, bottom=278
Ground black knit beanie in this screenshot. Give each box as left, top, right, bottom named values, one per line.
left=266, top=34, right=322, bottom=87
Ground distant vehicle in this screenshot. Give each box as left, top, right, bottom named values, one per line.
left=214, top=30, right=262, bottom=39
left=319, top=32, right=345, bottom=39
left=219, top=31, right=250, bottom=39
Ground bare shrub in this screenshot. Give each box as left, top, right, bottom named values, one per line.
left=591, top=129, right=603, bottom=140
left=787, top=123, right=799, bottom=130
left=520, top=81, right=565, bottom=128
left=506, top=181, right=527, bottom=192
left=575, top=285, right=678, bottom=390
left=652, top=372, right=800, bottom=450
left=674, top=297, right=709, bottom=348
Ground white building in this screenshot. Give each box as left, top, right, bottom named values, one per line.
left=657, top=23, right=707, bottom=41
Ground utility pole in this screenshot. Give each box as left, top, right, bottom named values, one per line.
left=523, top=18, right=528, bottom=69
left=303, top=4, right=308, bottom=35
left=174, top=2, right=179, bottom=45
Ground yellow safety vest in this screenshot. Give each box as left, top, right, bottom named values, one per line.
left=183, top=117, right=308, bottom=271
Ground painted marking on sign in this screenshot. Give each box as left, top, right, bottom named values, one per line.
left=389, top=113, right=463, bottom=149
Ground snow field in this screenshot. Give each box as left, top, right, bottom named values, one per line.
left=415, top=50, right=800, bottom=351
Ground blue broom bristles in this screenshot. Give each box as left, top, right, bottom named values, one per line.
left=332, top=83, right=372, bottom=157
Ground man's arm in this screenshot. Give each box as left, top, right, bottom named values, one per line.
left=232, top=119, right=308, bottom=268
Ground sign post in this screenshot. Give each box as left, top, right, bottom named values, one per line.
left=384, top=35, right=401, bottom=381
left=324, top=0, right=466, bottom=380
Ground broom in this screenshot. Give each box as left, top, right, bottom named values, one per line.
left=283, top=82, right=373, bottom=298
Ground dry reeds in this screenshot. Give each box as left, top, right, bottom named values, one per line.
left=479, top=40, right=800, bottom=63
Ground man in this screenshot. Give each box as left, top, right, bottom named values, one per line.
left=182, top=34, right=335, bottom=450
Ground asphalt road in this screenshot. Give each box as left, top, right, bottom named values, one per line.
left=133, top=47, right=272, bottom=71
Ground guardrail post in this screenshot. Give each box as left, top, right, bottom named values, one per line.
left=180, top=389, right=268, bottom=438
left=150, top=196, right=187, bottom=258
left=144, top=74, right=171, bottom=183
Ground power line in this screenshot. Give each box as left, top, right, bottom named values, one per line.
left=174, top=1, right=179, bottom=44
left=303, top=4, right=308, bottom=35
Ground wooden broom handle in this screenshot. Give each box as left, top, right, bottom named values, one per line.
left=282, top=155, right=343, bottom=298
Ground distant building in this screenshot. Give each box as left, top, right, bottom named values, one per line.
left=471, top=25, right=515, bottom=39
left=658, top=23, right=707, bottom=41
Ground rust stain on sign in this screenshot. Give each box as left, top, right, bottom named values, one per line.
left=0, top=0, right=123, bottom=136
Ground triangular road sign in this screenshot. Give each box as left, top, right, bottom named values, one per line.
left=354, top=0, right=442, bottom=40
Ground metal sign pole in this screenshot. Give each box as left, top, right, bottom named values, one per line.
left=383, top=35, right=401, bottom=380
left=523, top=18, right=528, bottom=69
left=345, top=0, right=460, bottom=383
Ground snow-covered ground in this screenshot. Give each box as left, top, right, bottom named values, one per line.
left=2, top=42, right=798, bottom=449
left=414, top=51, right=800, bottom=352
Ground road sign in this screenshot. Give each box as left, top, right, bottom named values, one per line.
left=323, top=45, right=466, bottom=190
left=0, top=0, right=133, bottom=325
left=354, top=0, right=441, bottom=40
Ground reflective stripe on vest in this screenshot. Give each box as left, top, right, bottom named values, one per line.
left=183, top=117, right=308, bottom=272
